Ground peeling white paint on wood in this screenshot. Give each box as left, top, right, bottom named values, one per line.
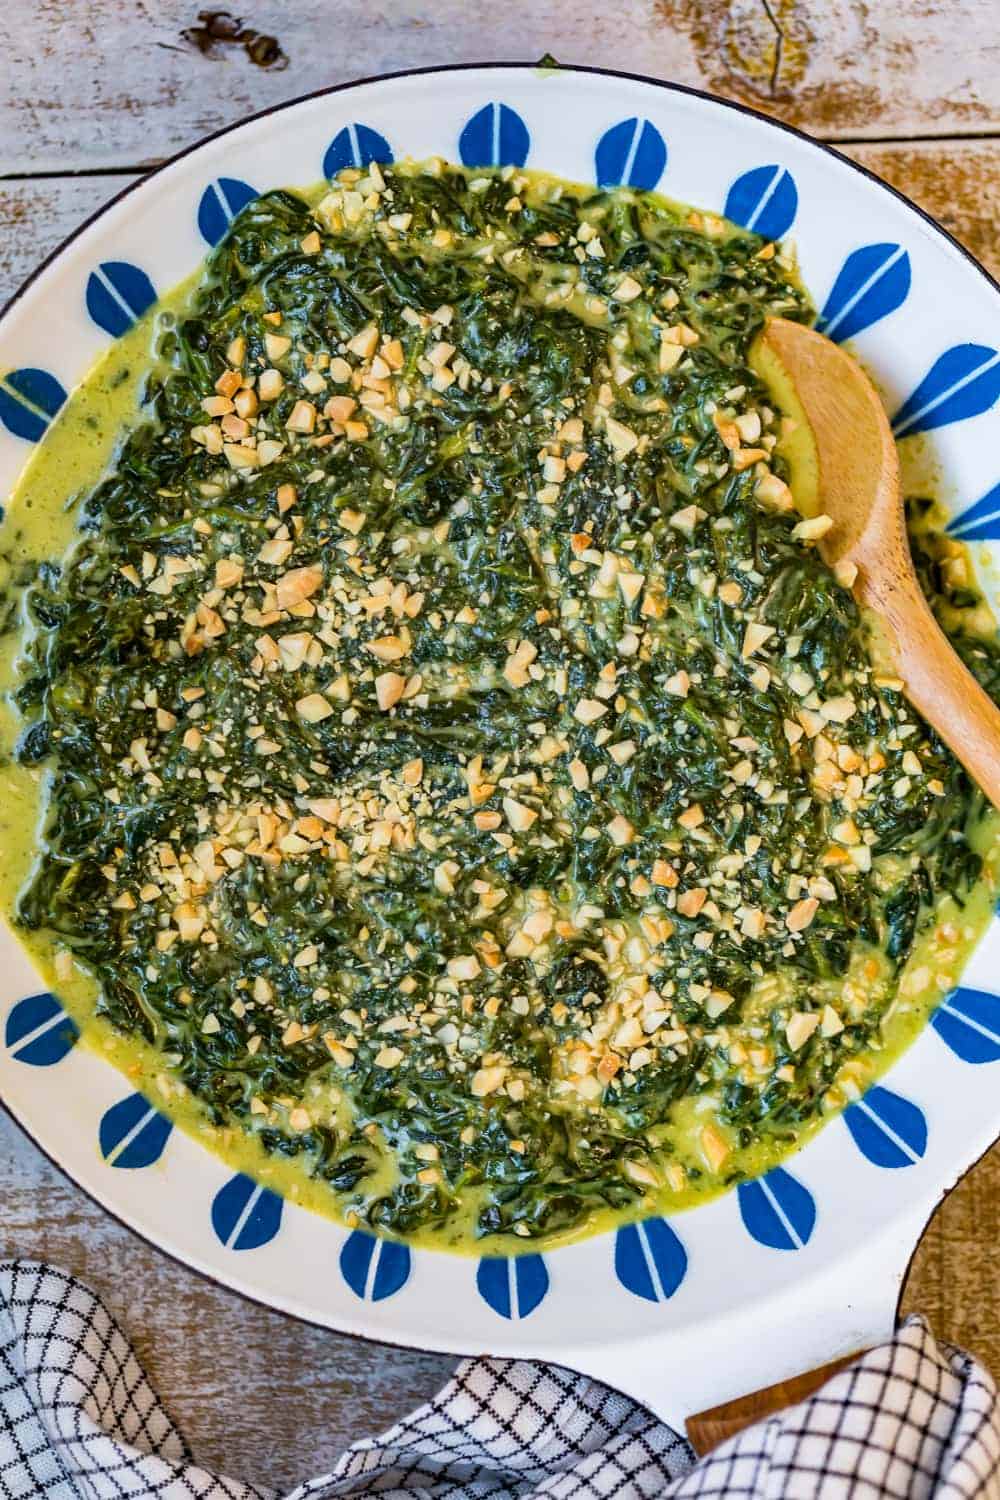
left=2, top=4, right=1000, bottom=1488
left=2, top=0, right=998, bottom=174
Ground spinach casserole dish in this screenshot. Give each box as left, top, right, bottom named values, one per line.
left=2, top=160, right=998, bottom=1252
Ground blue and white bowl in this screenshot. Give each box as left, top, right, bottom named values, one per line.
left=2, top=65, right=999, bottom=1424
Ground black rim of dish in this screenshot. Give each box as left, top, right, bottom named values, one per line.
left=1, top=59, right=996, bottom=1353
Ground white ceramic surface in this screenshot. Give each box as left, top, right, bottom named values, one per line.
left=2, top=65, right=1000, bottom=1424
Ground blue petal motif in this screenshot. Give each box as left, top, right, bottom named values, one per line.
left=211, top=1174, right=283, bottom=1251
left=595, top=118, right=667, bottom=191
left=738, top=1167, right=815, bottom=1251
left=0, top=369, right=68, bottom=443
left=98, top=1091, right=173, bottom=1169
left=724, top=165, right=798, bottom=240
left=339, top=1230, right=411, bottom=1301
left=844, top=1085, right=927, bottom=1169
left=323, top=124, right=394, bottom=180
left=458, top=103, right=530, bottom=169
left=197, top=177, right=259, bottom=246
left=932, top=985, right=1000, bottom=1064
left=892, top=345, right=1000, bottom=439
left=816, top=243, right=911, bottom=343
left=85, top=261, right=157, bottom=338
left=946, top=481, right=1000, bottom=542
left=614, top=1217, right=687, bottom=1302
left=4, top=992, right=79, bottom=1066
left=476, top=1254, right=549, bottom=1319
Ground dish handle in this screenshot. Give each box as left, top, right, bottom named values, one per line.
left=560, top=1203, right=928, bottom=1436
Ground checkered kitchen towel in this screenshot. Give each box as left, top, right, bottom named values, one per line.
left=2, top=1262, right=999, bottom=1499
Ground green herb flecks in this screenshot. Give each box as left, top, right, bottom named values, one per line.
left=10, top=162, right=998, bottom=1248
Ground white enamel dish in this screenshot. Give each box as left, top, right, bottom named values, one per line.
left=2, top=64, right=1000, bottom=1426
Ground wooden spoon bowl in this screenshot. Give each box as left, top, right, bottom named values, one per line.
left=753, top=316, right=1000, bottom=812
left=687, top=318, right=1000, bottom=1452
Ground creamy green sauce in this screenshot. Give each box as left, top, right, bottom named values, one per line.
left=2, top=162, right=998, bottom=1254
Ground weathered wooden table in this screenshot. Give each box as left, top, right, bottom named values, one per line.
left=3, top=3, right=999, bottom=1489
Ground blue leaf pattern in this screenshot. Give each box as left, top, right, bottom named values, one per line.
left=476, top=1254, right=549, bottom=1319
left=339, top=1230, right=411, bottom=1301
left=211, top=1174, right=283, bottom=1251
left=738, top=1167, right=816, bottom=1251
left=892, top=344, right=1000, bottom=439
left=458, top=103, right=530, bottom=169
left=946, top=481, right=1000, bottom=542
left=0, top=368, right=67, bottom=443
left=816, top=243, right=911, bottom=343
left=4, top=992, right=79, bottom=1066
left=932, top=986, right=1000, bottom=1064
left=85, top=261, right=157, bottom=338
left=844, top=1085, right=927, bottom=1169
left=197, top=177, right=259, bottom=246
left=99, top=1091, right=173, bottom=1169
left=614, top=1218, right=687, bottom=1302
left=724, top=165, right=798, bottom=240
left=595, top=118, right=667, bottom=191
left=323, top=124, right=394, bottom=180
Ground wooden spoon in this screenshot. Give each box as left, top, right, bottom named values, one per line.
left=751, top=315, right=1000, bottom=812
left=687, top=321, right=1000, bottom=1454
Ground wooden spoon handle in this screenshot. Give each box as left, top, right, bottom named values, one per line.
left=864, top=565, right=1000, bottom=811
left=685, top=1351, right=862, bottom=1455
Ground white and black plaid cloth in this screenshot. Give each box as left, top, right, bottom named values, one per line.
left=2, top=1260, right=999, bottom=1499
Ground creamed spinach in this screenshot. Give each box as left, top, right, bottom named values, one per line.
left=7, top=161, right=1000, bottom=1249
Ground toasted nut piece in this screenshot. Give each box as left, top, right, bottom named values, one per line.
left=786, top=1011, right=820, bottom=1050
left=471, top=1065, right=506, bottom=1097
left=258, top=538, right=294, bottom=566
left=295, top=693, right=333, bottom=723
left=375, top=672, right=406, bottom=711
left=286, top=400, right=316, bottom=434
left=366, top=634, right=408, bottom=662
left=264, top=332, right=291, bottom=361
left=792, top=514, right=834, bottom=542
left=741, top=622, right=775, bottom=659
left=604, top=417, right=638, bottom=456
left=701, top=1124, right=730, bottom=1171
left=275, top=565, right=323, bottom=610
left=607, top=814, right=634, bottom=846
left=258, top=368, right=284, bottom=401
left=574, top=697, right=607, bottom=724
left=382, top=338, right=405, bottom=370
left=447, top=954, right=481, bottom=981
left=503, top=797, right=537, bottom=832
left=677, top=887, right=707, bottom=917
left=786, top=897, right=820, bottom=933
left=325, top=395, right=358, bottom=423
left=612, top=274, right=643, bottom=302
left=348, top=324, right=379, bottom=359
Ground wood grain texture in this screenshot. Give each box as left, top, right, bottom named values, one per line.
left=0, top=177, right=139, bottom=305
left=0, top=1113, right=457, bottom=1492
left=2, top=0, right=998, bottom=174
left=844, top=140, right=1000, bottom=282
left=2, top=8, right=1000, bottom=1481
left=686, top=1351, right=861, bottom=1454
